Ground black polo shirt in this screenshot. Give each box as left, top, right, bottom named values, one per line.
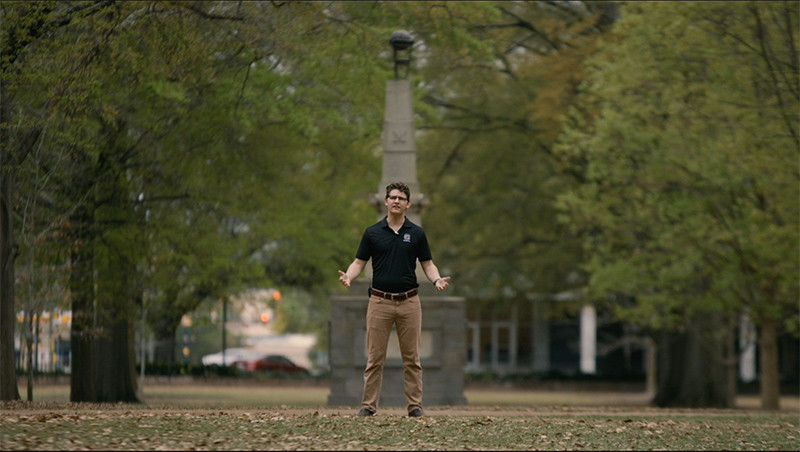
left=355, top=216, right=433, bottom=293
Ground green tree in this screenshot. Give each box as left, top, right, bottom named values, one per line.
left=0, top=0, right=79, bottom=402
left=2, top=0, right=393, bottom=400
left=554, top=1, right=798, bottom=409
left=408, top=2, right=619, bottom=354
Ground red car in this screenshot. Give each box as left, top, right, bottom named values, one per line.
left=235, top=354, right=310, bottom=375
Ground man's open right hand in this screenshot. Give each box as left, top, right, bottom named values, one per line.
left=338, top=270, right=350, bottom=287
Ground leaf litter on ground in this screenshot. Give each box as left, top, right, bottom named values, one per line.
left=2, top=401, right=799, bottom=451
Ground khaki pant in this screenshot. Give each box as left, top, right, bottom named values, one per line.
left=361, top=293, right=422, bottom=413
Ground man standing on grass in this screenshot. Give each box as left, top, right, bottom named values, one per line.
left=338, top=181, right=451, bottom=418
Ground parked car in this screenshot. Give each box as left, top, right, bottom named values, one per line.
left=201, top=348, right=262, bottom=367
left=235, top=354, right=310, bottom=376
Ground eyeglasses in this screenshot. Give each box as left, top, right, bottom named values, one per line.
left=387, top=195, right=408, bottom=202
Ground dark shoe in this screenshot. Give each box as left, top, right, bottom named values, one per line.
left=357, top=407, right=375, bottom=417
left=408, top=407, right=425, bottom=417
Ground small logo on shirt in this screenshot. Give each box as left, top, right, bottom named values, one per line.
left=403, top=233, right=411, bottom=242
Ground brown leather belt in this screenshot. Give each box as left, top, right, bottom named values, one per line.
left=370, top=288, right=418, bottom=301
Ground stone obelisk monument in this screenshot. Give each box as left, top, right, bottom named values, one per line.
left=328, top=31, right=467, bottom=408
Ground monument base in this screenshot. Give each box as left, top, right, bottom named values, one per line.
left=328, top=280, right=467, bottom=407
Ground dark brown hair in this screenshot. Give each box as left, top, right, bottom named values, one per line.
left=385, top=181, right=410, bottom=201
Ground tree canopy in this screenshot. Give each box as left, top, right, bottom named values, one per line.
left=553, top=1, right=798, bottom=408
left=1, top=1, right=796, bottom=409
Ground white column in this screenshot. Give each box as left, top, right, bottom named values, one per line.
left=510, top=303, right=518, bottom=370
left=467, top=321, right=480, bottom=372
left=579, top=304, right=596, bottom=374
left=739, top=312, right=757, bottom=382
left=532, top=299, right=550, bottom=373
left=490, top=322, right=499, bottom=370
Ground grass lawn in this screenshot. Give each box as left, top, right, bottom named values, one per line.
left=14, top=381, right=800, bottom=411
left=3, top=382, right=798, bottom=450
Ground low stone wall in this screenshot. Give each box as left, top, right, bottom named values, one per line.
left=327, top=282, right=468, bottom=407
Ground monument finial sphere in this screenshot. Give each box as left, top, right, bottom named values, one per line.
left=389, top=30, right=414, bottom=51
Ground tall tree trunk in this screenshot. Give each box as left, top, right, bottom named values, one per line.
left=0, top=161, right=21, bottom=401
left=724, top=315, right=738, bottom=408
left=653, top=329, right=680, bottom=407
left=24, top=310, right=33, bottom=401
left=149, top=289, right=182, bottom=373
left=94, top=312, right=139, bottom=402
left=93, top=266, right=140, bottom=402
left=759, top=317, right=780, bottom=410
left=90, top=141, right=141, bottom=402
left=654, top=313, right=732, bottom=408
left=0, top=124, right=41, bottom=402
left=69, top=205, right=95, bottom=402
left=152, top=325, right=178, bottom=372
